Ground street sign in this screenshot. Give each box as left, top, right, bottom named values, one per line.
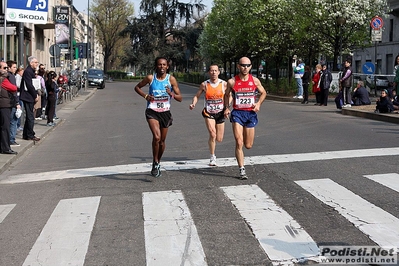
left=6, top=0, right=49, bottom=24
left=370, top=16, right=383, bottom=30
left=371, top=29, right=382, bottom=42
left=362, top=62, right=375, bottom=74
left=49, top=44, right=61, bottom=56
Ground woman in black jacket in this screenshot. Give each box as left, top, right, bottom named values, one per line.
left=45, top=71, right=58, bottom=126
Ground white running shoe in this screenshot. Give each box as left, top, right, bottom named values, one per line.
left=293, top=95, right=298, bottom=98
left=342, top=104, right=352, bottom=108
left=239, top=167, right=248, bottom=180
left=297, top=95, right=303, bottom=99
left=209, top=155, right=217, bottom=166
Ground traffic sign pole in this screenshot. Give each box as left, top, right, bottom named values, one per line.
left=370, top=16, right=384, bottom=96
left=3, top=0, right=7, bottom=61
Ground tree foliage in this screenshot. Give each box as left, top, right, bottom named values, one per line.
left=90, top=0, right=134, bottom=72
left=199, top=0, right=389, bottom=71
left=121, top=0, right=206, bottom=73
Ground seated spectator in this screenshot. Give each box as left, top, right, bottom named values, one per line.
left=352, top=80, right=371, bottom=106
left=387, top=82, right=395, bottom=99
left=391, top=90, right=399, bottom=111
left=375, top=89, right=394, bottom=113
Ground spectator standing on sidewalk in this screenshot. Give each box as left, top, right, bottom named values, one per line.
left=319, top=64, right=333, bottom=106
left=134, top=57, right=182, bottom=177
left=340, top=59, right=353, bottom=108
left=293, top=58, right=305, bottom=99
left=15, top=67, right=24, bottom=132
left=34, top=68, right=46, bottom=120
left=45, top=71, right=58, bottom=126
left=301, top=66, right=311, bottom=104
left=20, top=56, right=40, bottom=142
left=223, top=57, right=267, bottom=180
left=393, top=55, right=399, bottom=95
left=312, top=64, right=322, bottom=105
left=0, top=65, right=18, bottom=154
left=6, top=60, right=21, bottom=147
left=189, top=64, right=227, bottom=166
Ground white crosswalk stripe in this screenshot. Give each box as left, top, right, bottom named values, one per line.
left=221, top=185, right=319, bottom=264
left=143, top=190, right=207, bottom=266
left=296, top=178, right=399, bottom=249
left=3, top=147, right=399, bottom=184
left=0, top=204, right=16, bottom=224
left=22, top=196, right=101, bottom=266
left=2, top=175, right=399, bottom=265
left=364, top=173, right=399, bottom=193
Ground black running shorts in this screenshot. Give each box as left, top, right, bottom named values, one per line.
left=145, top=108, right=173, bottom=128
left=201, top=108, right=225, bottom=124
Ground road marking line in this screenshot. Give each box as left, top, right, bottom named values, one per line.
left=143, top=190, right=207, bottom=266
left=22, top=196, right=101, bottom=266
left=3, top=147, right=399, bottom=184
left=0, top=204, right=16, bottom=224
left=296, top=178, right=399, bottom=248
left=364, top=173, right=399, bottom=193
left=221, top=185, right=319, bottom=264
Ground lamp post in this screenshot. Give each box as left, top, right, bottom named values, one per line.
left=336, top=16, right=346, bottom=73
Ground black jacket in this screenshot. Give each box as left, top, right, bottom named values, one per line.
left=20, top=65, right=38, bottom=103
left=352, top=86, right=371, bottom=106
left=320, top=69, right=332, bottom=90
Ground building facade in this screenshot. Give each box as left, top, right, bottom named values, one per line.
left=352, top=0, right=399, bottom=78
left=0, top=0, right=103, bottom=72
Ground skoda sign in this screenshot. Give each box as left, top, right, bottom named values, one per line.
left=6, top=0, right=48, bottom=24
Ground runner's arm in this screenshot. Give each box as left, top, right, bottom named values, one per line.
left=190, top=82, right=205, bottom=109
left=134, top=75, right=152, bottom=101
left=253, top=77, right=267, bottom=112
left=168, top=75, right=182, bottom=102
left=224, top=78, right=234, bottom=118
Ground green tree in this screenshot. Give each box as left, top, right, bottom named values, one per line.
left=199, top=0, right=389, bottom=73
left=90, top=0, right=134, bottom=72
left=122, top=0, right=205, bottom=72
left=313, top=0, right=389, bottom=70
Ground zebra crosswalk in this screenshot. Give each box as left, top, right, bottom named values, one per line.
left=1, top=174, right=398, bottom=265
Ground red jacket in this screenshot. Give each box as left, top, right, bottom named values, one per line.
left=0, top=78, right=17, bottom=108
left=312, top=72, right=321, bottom=93
left=2, top=78, right=17, bottom=92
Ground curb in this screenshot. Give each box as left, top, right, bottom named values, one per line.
left=341, top=107, right=399, bottom=124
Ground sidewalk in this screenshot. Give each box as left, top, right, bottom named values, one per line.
left=0, top=88, right=97, bottom=175
left=266, top=94, right=399, bottom=125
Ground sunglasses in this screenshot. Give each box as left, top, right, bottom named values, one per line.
left=3, top=67, right=8, bottom=70
left=240, top=64, right=251, bottom=68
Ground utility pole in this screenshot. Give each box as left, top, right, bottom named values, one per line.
left=3, top=0, right=7, bottom=61
left=70, top=0, right=74, bottom=71
left=18, top=22, right=24, bottom=66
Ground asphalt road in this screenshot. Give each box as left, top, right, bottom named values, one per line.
left=0, top=81, right=398, bottom=266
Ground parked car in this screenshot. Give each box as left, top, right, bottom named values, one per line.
left=126, top=72, right=134, bottom=77
left=87, top=68, right=105, bottom=89
left=366, top=75, right=389, bottom=89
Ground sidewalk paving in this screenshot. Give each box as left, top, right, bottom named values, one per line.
left=266, top=94, right=399, bottom=125
left=0, top=88, right=97, bottom=175
left=0, top=88, right=397, bottom=176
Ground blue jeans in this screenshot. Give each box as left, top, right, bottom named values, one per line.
left=10, top=107, right=18, bottom=143
left=296, top=78, right=303, bottom=96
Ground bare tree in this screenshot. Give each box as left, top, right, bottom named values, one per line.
left=91, top=0, right=134, bottom=72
